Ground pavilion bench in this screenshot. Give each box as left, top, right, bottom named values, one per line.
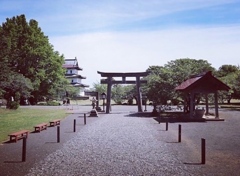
left=49, top=119, right=61, bottom=127
left=34, top=123, right=48, bottom=132
left=8, top=130, right=29, bottom=143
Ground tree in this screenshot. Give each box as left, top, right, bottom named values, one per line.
left=233, top=71, right=240, bottom=99
left=216, top=65, right=239, bottom=78
left=111, top=85, right=124, bottom=104
left=121, top=85, right=136, bottom=104
left=4, top=74, right=33, bottom=109
left=165, top=58, right=215, bottom=85
left=92, top=82, right=136, bottom=104
left=0, top=60, right=12, bottom=97
left=146, top=66, right=175, bottom=105
left=146, top=58, right=215, bottom=106
left=0, top=14, right=66, bottom=106
left=216, top=65, right=240, bottom=102
left=92, top=82, right=107, bottom=94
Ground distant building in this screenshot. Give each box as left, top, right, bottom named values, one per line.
left=63, top=57, right=89, bottom=97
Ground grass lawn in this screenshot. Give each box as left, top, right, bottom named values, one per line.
left=0, top=107, right=67, bottom=143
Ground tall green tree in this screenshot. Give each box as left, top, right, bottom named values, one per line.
left=165, top=58, right=215, bottom=85
left=92, top=82, right=137, bottom=104
left=111, top=84, right=124, bottom=104
left=146, top=58, right=215, bottom=105
left=4, top=74, right=33, bottom=109
left=92, top=82, right=107, bottom=94
left=216, top=65, right=239, bottom=78
left=216, top=65, right=240, bottom=102
left=146, top=66, right=175, bottom=105
left=0, top=14, right=66, bottom=105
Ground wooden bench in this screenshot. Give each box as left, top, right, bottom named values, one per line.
left=34, top=123, right=48, bottom=132
left=49, top=119, right=61, bottom=127
left=8, top=130, right=29, bottom=143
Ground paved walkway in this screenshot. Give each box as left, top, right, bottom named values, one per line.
left=1, top=105, right=240, bottom=176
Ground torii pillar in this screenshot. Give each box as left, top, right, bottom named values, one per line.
left=136, top=76, right=143, bottom=113
left=106, top=77, right=112, bottom=114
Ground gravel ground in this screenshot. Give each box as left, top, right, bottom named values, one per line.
left=1, top=105, right=240, bottom=176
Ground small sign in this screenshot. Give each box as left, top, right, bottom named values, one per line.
left=84, top=91, right=97, bottom=96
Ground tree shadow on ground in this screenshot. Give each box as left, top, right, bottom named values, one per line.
left=220, top=107, right=240, bottom=111
left=4, top=161, right=23, bottom=163
left=125, top=111, right=206, bottom=123
left=154, top=112, right=206, bottom=123
left=184, top=162, right=203, bottom=165
left=3, top=140, right=14, bottom=144
left=125, top=112, right=153, bottom=118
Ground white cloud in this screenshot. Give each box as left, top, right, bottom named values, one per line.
left=1, top=0, right=236, bottom=34
left=1, top=0, right=239, bottom=87
left=50, top=25, right=240, bottom=87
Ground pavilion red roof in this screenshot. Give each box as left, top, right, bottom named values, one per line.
left=175, top=71, right=230, bottom=93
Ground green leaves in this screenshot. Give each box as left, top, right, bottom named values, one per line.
left=0, top=14, right=66, bottom=106
left=146, top=58, right=215, bottom=105
left=216, top=65, right=240, bottom=101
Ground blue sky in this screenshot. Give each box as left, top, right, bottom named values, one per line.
left=1, top=0, right=240, bottom=87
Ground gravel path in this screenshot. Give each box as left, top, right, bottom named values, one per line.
left=27, top=114, right=187, bottom=176
left=1, top=106, right=240, bottom=176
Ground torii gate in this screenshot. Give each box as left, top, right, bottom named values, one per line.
left=97, top=71, right=149, bottom=113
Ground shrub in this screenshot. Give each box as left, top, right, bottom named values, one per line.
left=128, top=99, right=133, bottom=105
left=0, top=99, right=7, bottom=106
left=37, top=102, right=47, bottom=105
left=7, top=101, right=20, bottom=109
left=47, top=101, right=60, bottom=106
left=37, top=101, right=60, bottom=106
left=116, top=101, right=122, bottom=105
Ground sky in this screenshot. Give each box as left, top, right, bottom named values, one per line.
left=1, top=0, right=240, bottom=87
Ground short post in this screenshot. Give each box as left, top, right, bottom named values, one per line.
left=22, top=136, right=27, bottom=162
left=158, top=112, right=161, bottom=124
left=57, top=126, right=60, bottom=143
left=84, top=113, right=86, bottom=125
left=166, top=119, right=168, bottom=131
left=178, top=124, right=181, bottom=143
left=73, top=119, right=76, bottom=132
left=201, top=138, right=206, bottom=164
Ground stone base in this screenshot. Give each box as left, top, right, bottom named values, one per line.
left=89, top=109, right=98, bottom=117
left=96, top=107, right=102, bottom=112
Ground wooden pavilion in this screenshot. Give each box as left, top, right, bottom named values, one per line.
left=175, top=71, right=230, bottom=119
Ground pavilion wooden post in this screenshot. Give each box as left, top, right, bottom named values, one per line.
left=189, top=92, right=194, bottom=118
left=183, top=99, right=186, bottom=113
left=205, top=94, right=209, bottom=115
left=106, top=77, right=112, bottom=114
left=136, top=76, right=143, bottom=112
left=96, top=92, right=99, bottom=109
left=183, top=93, right=188, bottom=113
left=214, top=91, right=219, bottom=118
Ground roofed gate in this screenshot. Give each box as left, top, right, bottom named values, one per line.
left=97, top=71, right=149, bottom=113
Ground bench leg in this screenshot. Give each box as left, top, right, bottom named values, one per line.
left=12, top=136, right=17, bottom=143
left=11, top=136, right=17, bottom=142
left=10, top=136, right=16, bottom=142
